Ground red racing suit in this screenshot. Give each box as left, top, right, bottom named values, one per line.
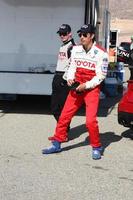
left=52, top=42, right=108, bottom=147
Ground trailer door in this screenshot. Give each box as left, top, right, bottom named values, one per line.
left=0, top=0, right=85, bottom=95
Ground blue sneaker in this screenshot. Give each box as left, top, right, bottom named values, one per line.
left=92, top=146, right=104, bottom=160
left=42, top=141, right=61, bottom=154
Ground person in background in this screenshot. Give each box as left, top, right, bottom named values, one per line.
left=49, top=24, right=75, bottom=142
left=130, top=35, right=133, bottom=50
left=43, top=24, right=108, bottom=160
left=128, top=35, right=133, bottom=80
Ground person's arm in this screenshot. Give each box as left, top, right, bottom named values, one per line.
left=63, top=40, right=75, bottom=80
left=67, top=47, right=77, bottom=86
left=85, top=52, right=108, bottom=89
left=67, top=39, right=75, bottom=59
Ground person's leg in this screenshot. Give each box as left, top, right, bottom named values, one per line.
left=51, top=75, right=64, bottom=121
left=59, top=80, right=70, bottom=111
left=84, top=87, right=103, bottom=159
left=129, top=66, right=133, bottom=80
left=42, top=91, right=84, bottom=154
left=84, top=87, right=101, bottom=147
left=53, top=91, right=84, bottom=142
left=58, top=80, right=71, bottom=132
left=49, top=78, right=70, bottom=141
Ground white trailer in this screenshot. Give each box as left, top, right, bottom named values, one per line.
left=0, top=0, right=110, bottom=96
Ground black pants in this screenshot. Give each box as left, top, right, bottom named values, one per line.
left=51, top=74, right=70, bottom=121
left=129, top=68, right=133, bottom=80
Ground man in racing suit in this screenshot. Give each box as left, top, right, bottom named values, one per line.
left=42, top=24, right=108, bottom=160
left=49, top=24, right=75, bottom=141
left=51, top=24, right=75, bottom=122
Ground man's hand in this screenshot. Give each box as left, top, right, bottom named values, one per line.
left=76, top=83, right=86, bottom=92
left=67, top=79, right=75, bottom=86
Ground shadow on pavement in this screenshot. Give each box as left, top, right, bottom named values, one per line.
left=101, top=131, right=122, bottom=148
left=62, top=131, right=122, bottom=151
left=0, top=93, right=122, bottom=117
left=68, top=124, right=87, bottom=140
left=98, top=95, right=122, bottom=117
left=121, top=129, right=133, bottom=140
left=0, top=95, right=51, bottom=115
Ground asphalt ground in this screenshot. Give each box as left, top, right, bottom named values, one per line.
left=0, top=68, right=133, bottom=200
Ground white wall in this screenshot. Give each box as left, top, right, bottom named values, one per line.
left=0, top=0, right=85, bottom=71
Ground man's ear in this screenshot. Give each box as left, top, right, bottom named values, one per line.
left=91, top=34, right=95, bottom=40
left=68, top=32, right=72, bottom=38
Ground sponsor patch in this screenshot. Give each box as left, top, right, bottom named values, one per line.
left=101, top=65, right=108, bottom=73
left=75, top=59, right=96, bottom=69
left=103, top=58, right=108, bottom=62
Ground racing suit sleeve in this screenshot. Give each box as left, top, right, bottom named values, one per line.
left=63, top=40, right=75, bottom=80
left=85, top=52, right=109, bottom=89
left=67, top=47, right=77, bottom=81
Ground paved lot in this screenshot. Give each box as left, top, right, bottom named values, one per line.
left=0, top=68, right=133, bottom=200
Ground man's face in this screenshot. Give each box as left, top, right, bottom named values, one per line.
left=59, top=32, right=71, bottom=42
left=78, top=32, right=94, bottom=46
